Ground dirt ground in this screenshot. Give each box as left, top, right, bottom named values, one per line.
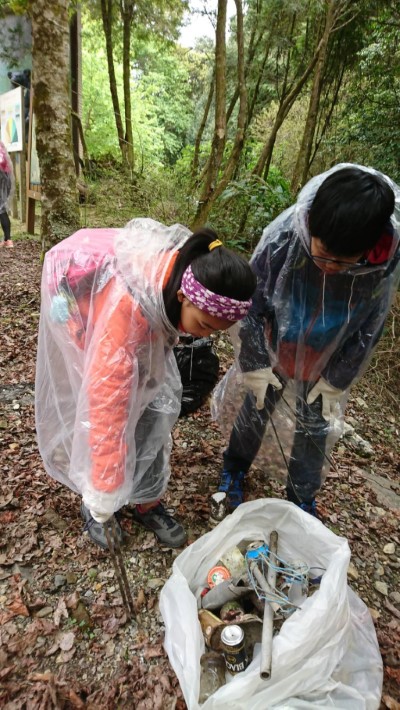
left=0, top=237, right=399, bottom=709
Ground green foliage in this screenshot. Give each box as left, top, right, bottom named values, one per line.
left=0, top=15, right=30, bottom=67
left=173, top=139, right=293, bottom=251
left=84, top=0, right=187, bottom=44
left=210, top=168, right=292, bottom=252
left=80, top=159, right=193, bottom=229
left=313, top=5, right=400, bottom=182
left=81, top=13, right=205, bottom=167
left=81, top=26, right=121, bottom=159
left=38, top=0, right=400, bottom=245
left=131, top=41, right=195, bottom=165
left=136, top=162, right=195, bottom=224
left=340, top=42, right=399, bottom=179
left=80, top=161, right=140, bottom=228
left=81, top=154, right=291, bottom=256
left=3, top=0, right=29, bottom=14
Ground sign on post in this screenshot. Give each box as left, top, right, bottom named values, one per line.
left=0, top=86, right=26, bottom=219
left=0, top=87, right=24, bottom=152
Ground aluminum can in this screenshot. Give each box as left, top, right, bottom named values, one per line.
left=207, top=565, right=231, bottom=588
left=221, top=624, right=249, bottom=674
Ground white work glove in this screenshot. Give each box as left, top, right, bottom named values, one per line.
left=82, top=491, right=122, bottom=523
left=88, top=509, right=113, bottom=524
left=307, top=377, right=343, bottom=422
left=240, top=367, right=282, bottom=410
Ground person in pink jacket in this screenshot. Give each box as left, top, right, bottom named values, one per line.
left=35, top=218, right=256, bottom=549
left=0, top=141, right=14, bottom=248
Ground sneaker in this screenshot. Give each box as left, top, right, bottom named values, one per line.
left=218, top=470, right=246, bottom=510
left=131, top=502, right=187, bottom=548
left=80, top=502, right=124, bottom=550
left=286, top=488, right=319, bottom=518
left=5, top=240, right=13, bottom=248
left=299, top=500, right=318, bottom=518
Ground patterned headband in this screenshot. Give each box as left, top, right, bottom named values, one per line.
left=180, top=265, right=252, bottom=322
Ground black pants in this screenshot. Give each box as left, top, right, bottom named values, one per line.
left=0, top=210, right=11, bottom=241
left=223, top=383, right=329, bottom=503
left=129, top=401, right=176, bottom=503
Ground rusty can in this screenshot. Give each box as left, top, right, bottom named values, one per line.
left=220, top=600, right=244, bottom=622
left=221, top=624, right=249, bottom=674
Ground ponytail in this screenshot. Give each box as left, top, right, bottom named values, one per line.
left=163, top=227, right=256, bottom=328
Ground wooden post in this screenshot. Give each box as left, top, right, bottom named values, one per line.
left=20, top=133, right=27, bottom=222
left=25, top=87, right=41, bottom=234
left=26, top=195, right=36, bottom=234
left=10, top=153, right=18, bottom=218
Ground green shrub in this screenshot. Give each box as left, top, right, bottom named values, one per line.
left=210, top=168, right=292, bottom=252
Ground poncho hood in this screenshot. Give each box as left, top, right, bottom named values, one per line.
left=292, top=163, right=400, bottom=274
left=114, top=217, right=191, bottom=335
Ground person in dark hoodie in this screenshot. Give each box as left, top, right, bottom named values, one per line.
left=212, top=164, right=400, bottom=516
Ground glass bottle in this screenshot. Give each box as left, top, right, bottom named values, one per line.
left=199, top=651, right=226, bottom=703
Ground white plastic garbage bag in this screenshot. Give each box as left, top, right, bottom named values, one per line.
left=160, top=499, right=382, bottom=709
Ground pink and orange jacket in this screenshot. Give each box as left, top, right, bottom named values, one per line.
left=0, top=141, right=13, bottom=213
left=35, top=219, right=190, bottom=516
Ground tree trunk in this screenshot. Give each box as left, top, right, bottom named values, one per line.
left=121, top=0, right=135, bottom=173
left=226, top=12, right=275, bottom=127
left=309, top=62, right=346, bottom=170
left=192, top=0, right=246, bottom=228
left=252, top=31, right=325, bottom=180
left=226, top=16, right=257, bottom=124
left=247, top=30, right=273, bottom=128
left=30, top=0, right=80, bottom=251
left=291, top=0, right=359, bottom=190
left=191, top=68, right=215, bottom=181
left=100, top=0, right=128, bottom=163
left=71, top=111, right=90, bottom=173
left=192, top=0, right=227, bottom=227
left=254, top=120, right=282, bottom=179
left=291, top=0, right=337, bottom=191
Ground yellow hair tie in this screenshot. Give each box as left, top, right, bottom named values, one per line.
left=209, top=239, right=223, bottom=251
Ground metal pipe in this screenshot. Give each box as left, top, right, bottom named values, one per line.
left=260, top=530, right=278, bottom=680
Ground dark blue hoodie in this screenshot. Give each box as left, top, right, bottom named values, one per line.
left=239, top=164, right=400, bottom=390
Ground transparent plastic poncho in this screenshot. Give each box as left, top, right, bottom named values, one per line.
left=0, top=141, right=14, bottom=213
left=35, top=218, right=191, bottom=515
left=212, top=164, right=400, bottom=494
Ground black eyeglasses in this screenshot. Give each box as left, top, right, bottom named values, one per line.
left=311, top=253, right=368, bottom=268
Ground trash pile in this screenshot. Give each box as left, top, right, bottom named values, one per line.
left=160, top=499, right=383, bottom=709
left=197, top=531, right=323, bottom=703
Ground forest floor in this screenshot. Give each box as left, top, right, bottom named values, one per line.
left=0, top=236, right=399, bottom=709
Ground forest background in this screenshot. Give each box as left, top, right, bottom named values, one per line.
left=0, top=0, right=399, bottom=708
left=1, top=0, right=399, bottom=250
